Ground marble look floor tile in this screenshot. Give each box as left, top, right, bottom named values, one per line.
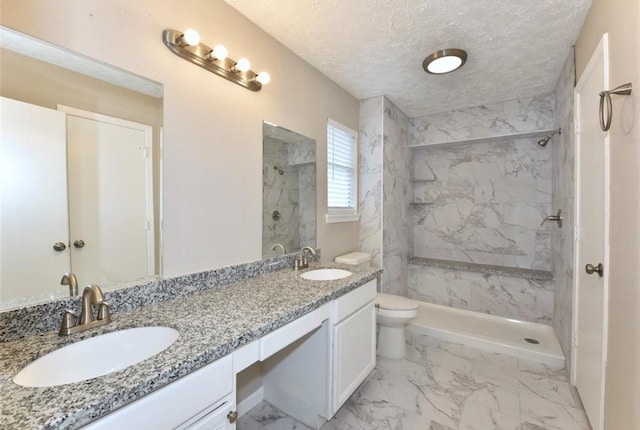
left=240, top=335, right=590, bottom=430
left=360, top=360, right=462, bottom=428
left=471, top=359, right=576, bottom=408
left=463, top=385, right=521, bottom=419
left=238, top=415, right=266, bottom=430
left=458, top=402, right=522, bottom=430
left=323, top=399, right=454, bottom=430
left=517, top=359, right=568, bottom=380
left=240, top=402, right=312, bottom=430
left=519, top=392, right=591, bottom=430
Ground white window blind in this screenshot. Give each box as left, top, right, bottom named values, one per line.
left=327, top=119, right=359, bottom=223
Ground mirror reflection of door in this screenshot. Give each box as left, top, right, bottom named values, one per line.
left=62, top=106, right=155, bottom=286
left=0, top=97, right=69, bottom=303
left=0, top=97, right=155, bottom=306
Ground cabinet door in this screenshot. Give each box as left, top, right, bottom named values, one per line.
left=333, top=301, right=376, bottom=411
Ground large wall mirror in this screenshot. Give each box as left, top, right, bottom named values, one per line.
left=0, top=27, right=163, bottom=310
left=262, top=122, right=316, bottom=258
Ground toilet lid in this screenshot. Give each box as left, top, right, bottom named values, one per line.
left=376, top=293, right=418, bottom=311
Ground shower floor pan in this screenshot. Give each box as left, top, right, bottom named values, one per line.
left=407, top=300, right=565, bottom=368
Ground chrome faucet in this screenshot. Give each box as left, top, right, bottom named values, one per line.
left=294, top=246, right=317, bottom=270
left=271, top=243, right=287, bottom=255
left=60, top=272, right=79, bottom=297
left=59, top=284, right=112, bottom=336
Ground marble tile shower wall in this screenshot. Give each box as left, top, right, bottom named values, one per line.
left=408, top=264, right=555, bottom=323
left=409, top=94, right=556, bottom=145
left=358, top=96, right=412, bottom=295
left=358, top=97, right=384, bottom=270
left=262, top=137, right=316, bottom=257
left=551, top=49, right=576, bottom=369
left=382, top=98, right=412, bottom=296
left=409, top=95, right=556, bottom=270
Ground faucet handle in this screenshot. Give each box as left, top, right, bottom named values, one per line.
left=59, top=309, right=77, bottom=336
left=97, top=301, right=112, bottom=322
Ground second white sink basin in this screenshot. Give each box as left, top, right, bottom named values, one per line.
left=13, top=326, right=179, bottom=387
left=301, top=268, right=353, bottom=281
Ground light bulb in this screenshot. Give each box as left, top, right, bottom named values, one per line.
left=255, top=72, right=271, bottom=85
left=427, top=56, right=462, bottom=74
left=212, top=44, right=228, bottom=61
left=180, top=29, right=200, bottom=46
left=235, top=58, right=251, bottom=73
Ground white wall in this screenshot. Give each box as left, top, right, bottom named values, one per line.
left=1, top=0, right=360, bottom=276
left=575, top=0, right=640, bottom=427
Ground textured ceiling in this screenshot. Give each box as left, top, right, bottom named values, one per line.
left=225, top=0, right=591, bottom=117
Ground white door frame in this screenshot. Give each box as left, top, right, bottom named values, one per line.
left=572, top=33, right=611, bottom=430
left=57, top=105, right=156, bottom=276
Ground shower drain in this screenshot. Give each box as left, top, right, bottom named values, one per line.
left=524, top=337, right=540, bottom=345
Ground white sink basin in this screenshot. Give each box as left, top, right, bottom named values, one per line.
left=301, top=268, right=353, bottom=281
left=13, top=326, right=179, bottom=387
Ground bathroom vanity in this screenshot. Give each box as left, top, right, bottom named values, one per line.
left=0, top=264, right=379, bottom=430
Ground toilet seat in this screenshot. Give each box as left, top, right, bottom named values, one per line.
left=376, top=293, right=418, bottom=311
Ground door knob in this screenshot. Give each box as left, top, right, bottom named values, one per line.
left=585, top=263, right=604, bottom=277
left=53, top=242, right=67, bottom=252
left=73, top=239, right=85, bottom=249
left=227, top=410, right=238, bottom=423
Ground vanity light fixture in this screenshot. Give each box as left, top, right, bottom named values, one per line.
left=163, top=29, right=269, bottom=91
left=423, top=48, right=468, bottom=74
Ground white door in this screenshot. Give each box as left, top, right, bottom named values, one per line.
left=573, top=34, right=610, bottom=430
left=0, top=97, right=69, bottom=303
left=60, top=106, right=154, bottom=286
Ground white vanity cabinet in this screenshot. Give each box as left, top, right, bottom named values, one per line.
left=83, top=355, right=235, bottom=430
left=331, top=279, right=377, bottom=413
left=81, top=278, right=377, bottom=429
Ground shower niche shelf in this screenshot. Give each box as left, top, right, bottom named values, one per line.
left=409, top=257, right=552, bottom=281
left=409, top=129, right=556, bottom=149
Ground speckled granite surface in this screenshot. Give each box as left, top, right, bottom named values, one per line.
left=0, top=261, right=380, bottom=430
left=409, top=257, right=553, bottom=281
left=0, top=253, right=310, bottom=343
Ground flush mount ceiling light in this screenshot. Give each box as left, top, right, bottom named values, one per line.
left=423, top=48, right=468, bottom=74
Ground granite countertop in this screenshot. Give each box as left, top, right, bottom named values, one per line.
left=0, top=263, right=380, bottom=430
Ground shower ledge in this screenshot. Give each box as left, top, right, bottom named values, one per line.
left=409, top=129, right=555, bottom=149
left=409, top=257, right=552, bottom=281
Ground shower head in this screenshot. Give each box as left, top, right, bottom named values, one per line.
left=537, top=129, right=562, bottom=147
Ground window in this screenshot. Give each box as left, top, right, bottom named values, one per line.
left=326, top=119, right=359, bottom=223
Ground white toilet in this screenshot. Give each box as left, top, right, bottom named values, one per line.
left=375, top=293, right=418, bottom=359
left=334, top=251, right=418, bottom=360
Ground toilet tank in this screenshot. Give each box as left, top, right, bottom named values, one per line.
left=334, top=252, right=372, bottom=269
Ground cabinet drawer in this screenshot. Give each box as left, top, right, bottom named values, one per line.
left=83, top=356, right=233, bottom=429
left=333, top=279, right=376, bottom=323
left=259, top=303, right=331, bottom=360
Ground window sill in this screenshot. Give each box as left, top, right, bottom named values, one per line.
left=325, top=213, right=361, bottom=224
